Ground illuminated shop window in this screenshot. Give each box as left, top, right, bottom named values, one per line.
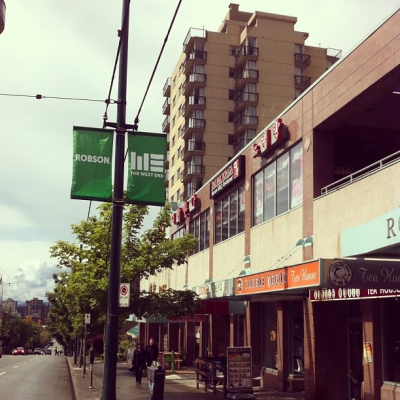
left=214, top=184, right=245, bottom=244
left=253, top=142, right=303, bottom=226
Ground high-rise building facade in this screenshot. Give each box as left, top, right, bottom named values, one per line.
left=163, top=4, right=340, bottom=202
left=25, top=297, right=45, bottom=324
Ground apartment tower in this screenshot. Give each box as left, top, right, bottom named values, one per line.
left=163, top=3, right=340, bottom=202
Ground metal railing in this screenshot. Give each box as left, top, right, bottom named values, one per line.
left=321, top=150, right=400, bottom=195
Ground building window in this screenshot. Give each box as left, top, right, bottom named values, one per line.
left=171, top=155, right=175, bottom=167
left=229, top=90, right=235, bottom=100
left=171, top=175, right=174, bottom=187
left=171, top=226, right=185, bottom=241
left=253, top=142, right=303, bottom=226
left=229, top=67, right=236, bottom=77
left=228, top=112, right=235, bottom=123
left=214, top=184, right=245, bottom=244
left=189, top=209, right=210, bottom=255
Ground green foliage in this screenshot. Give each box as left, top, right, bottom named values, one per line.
left=1, top=315, right=49, bottom=353
left=46, top=202, right=200, bottom=343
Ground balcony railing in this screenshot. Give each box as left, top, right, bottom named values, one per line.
left=181, top=187, right=200, bottom=201
left=183, top=50, right=207, bottom=74
left=163, top=77, right=171, bottom=97
left=234, top=68, right=258, bottom=88
left=234, top=115, right=258, bottom=132
left=235, top=45, right=258, bottom=65
left=162, top=97, right=170, bottom=115
left=183, top=95, right=206, bottom=117
left=162, top=116, right=170, bottom=133
left=183, top=28, right=206, bottom=52
left=181, top=164, right=205, bottom=181
left=294, top=75, right=311, bottom=89
left=184, top=118, right=205, bottom=134
left=234, top=91, right=258, bottom=109
left=294, top=53, right=311, bottom=67
left=183, top=141, right=205, bottom=160
left=183, top=73, right=206, bottom=95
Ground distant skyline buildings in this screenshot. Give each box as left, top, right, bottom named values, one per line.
left=0, top=296, right=50, bottom=324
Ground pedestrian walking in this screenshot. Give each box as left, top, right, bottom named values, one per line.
left=145, top=337, right=159, bottom=367
left=132, top=342, right=146, bottom=384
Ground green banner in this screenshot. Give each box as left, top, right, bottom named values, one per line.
left=71, top=126, right=113, bottom=201
left=127, top=132, right=166, bottom=206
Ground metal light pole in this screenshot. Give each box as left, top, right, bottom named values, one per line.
left=102, top=1, right=130, bottom=398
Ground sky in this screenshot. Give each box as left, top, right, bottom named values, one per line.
left=0, top=0, right=399, bottom=302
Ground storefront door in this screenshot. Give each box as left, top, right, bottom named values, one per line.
left=348, top=318, right=363, bottom=400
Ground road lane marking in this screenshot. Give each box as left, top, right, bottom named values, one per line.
left=0, top=372, right=6, bottom=376
left=13, top=366, right=19, bottom=369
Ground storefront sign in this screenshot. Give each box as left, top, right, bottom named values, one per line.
left=210, top=156, right=245, bottom=198
left=251, top=118, right=288, bottom=158
left=363, top=342, right=373, bottom=364
left=227, top=347, right=252, bottom=392
left=325, top=259, right=400, bottom=290
left=310, top=287, right=400, bottom=301
left=342, top=207, right=400, bottom=257
left=168, top=314, right=205, bottom=322
left=235, top=260, right=322, bottom=295
left=193, top=279, right=234, bottom=299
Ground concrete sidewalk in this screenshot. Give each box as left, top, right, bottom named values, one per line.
left=66, top=356, right=305, bottom=400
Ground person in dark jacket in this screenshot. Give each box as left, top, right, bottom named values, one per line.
left=132, top=342, right=146, bottom=384
left=145, top=337, right=159, bottom=367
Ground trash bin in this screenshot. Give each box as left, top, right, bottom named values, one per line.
left=147, top=361, right=165, bottom=400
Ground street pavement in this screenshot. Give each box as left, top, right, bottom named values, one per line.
left=66, top=356, right=305, bottom=400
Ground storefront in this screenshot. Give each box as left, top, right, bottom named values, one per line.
left=160, top=8, right=400, bottom=400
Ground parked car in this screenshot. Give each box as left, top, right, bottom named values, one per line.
left=33, top=348, right=42, bottom=355
left=26, top=349, right=33, bottom=355
left=13, top=347, right=25, bottom=356
left=43, top=348, right=52, bottom=355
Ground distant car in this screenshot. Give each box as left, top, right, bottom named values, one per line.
left=43, top=348, right=52, bottom=355
left=33, top=348, right=42, bottom=355
left=14, top=347, right=25, bottom=356
left=26, top=349, right=33, bottom=355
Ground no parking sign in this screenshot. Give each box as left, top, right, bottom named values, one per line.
left=119, top=283, right=130, bottom=307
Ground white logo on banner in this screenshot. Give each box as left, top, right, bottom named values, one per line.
left=130, top=152, right=164, bottom=173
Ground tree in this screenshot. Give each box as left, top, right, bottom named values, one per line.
left=46, top=203, right=200, bottom=344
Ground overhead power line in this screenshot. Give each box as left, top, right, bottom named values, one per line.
left=133, top=0, right=183, bottom=130
left=0, top=93, right=115, bottom=103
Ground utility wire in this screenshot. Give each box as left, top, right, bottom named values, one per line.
left=133, top=0, right=183, bottom=130
left=0, top=93, right=113, bottom=103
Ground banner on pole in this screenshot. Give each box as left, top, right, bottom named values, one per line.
left=127, top=132, right=166, bottom=206
left=71, top=126, right=114, bottom=201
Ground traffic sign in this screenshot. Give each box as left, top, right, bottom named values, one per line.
left=85, top=313, right=90, bottom=324
left=119, top=283, right=130, bottom=307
